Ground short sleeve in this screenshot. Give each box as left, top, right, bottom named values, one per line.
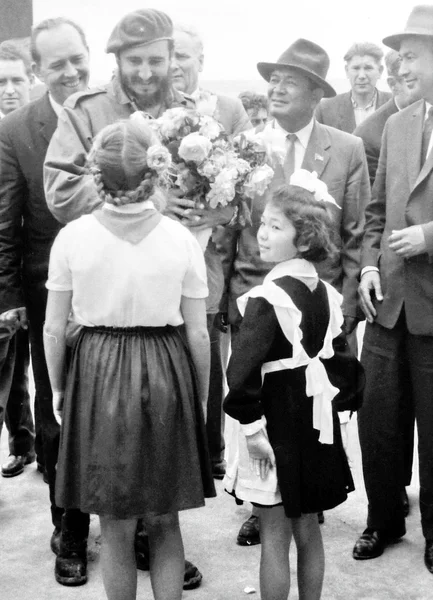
left=46, top=227, right=72, bottom=291
left=181, top=233, right=209, bottom=298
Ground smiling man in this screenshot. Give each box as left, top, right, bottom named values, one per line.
left=353, top=5, right=433, bottom=574
left=315, top=42, right=391, bottom=133
left=0, top=17, right=91, bottom=587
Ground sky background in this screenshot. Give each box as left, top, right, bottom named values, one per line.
left=33, top=0, right=427, bottom=93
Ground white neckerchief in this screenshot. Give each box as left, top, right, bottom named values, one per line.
left=237, top=259, right=343, bottom=444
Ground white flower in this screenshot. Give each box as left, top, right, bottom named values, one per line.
left=195, top=91, right=218, bottom=117
left=289, top=169, right=341, bottom=208
left=243, top=164, right=274, bottom=198
left=146, top=145, right=172, bottom=172
left=199, top=115, right=222, bottom=140
left=178, top=133, right=212, bottom=164
left=157, top=107, right=189, bottom=139
left=206, top=168, right=237, bottom=208
left=198, top=159, right=222, bottom=179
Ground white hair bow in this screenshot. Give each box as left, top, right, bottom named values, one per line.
left=289, top=169, right=341, bottom=209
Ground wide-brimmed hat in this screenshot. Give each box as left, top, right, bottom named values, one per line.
left=106, top=8, right=173, bottom=54
left=383, top=5, right=433, bottom=51
left=257, top=39, right=336, bottom=98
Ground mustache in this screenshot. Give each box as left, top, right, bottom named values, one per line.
left=130, top=74, right=161, bottom=86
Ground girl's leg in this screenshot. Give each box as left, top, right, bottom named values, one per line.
left=99, top=516, right=138, bottom=600
left=292, top=513, right=324, bottom=600
left=144, top=510, right=184, bottom=600
left=259, top=505, right=293, bottom=600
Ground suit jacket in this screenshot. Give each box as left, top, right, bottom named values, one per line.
left=361, top=99, right=433, bottom=335
left=222, top=120, right=371, bottom=324
left=353, top=98, right=398, bottom=186
left=0, top=93, right=61, bottom=312
left=315, top=89, right=392, bottom=134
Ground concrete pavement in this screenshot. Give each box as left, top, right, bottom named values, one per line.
left=1, top=416, right=432, bottom=600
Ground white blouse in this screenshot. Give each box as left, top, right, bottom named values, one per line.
left=46, top=213, right=208, bottom=327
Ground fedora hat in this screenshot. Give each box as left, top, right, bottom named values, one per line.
left=383, top=5, right=433, bottom=50
left=257, top=39, right=336, bottom=98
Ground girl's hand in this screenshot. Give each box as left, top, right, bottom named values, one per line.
left=52, top=391, right=64, bottom=425
left=246, top=429, right=276, bottom=480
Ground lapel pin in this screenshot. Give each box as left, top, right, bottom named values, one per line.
left=315, top=153, right=324, bottom=161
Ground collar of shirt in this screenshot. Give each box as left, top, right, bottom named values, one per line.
left=103, top=200, right=156, bottom=214
left=273, top=117, right=315, bottom=170
left=48, top=94, right=64, bottom=117
left=0, top=111, right=4, bottom=119
left=350, top=88, right=378, bottom=109
left=265, top=258, right=318, bottom=291
left=425, top=100, right=433, bottom=120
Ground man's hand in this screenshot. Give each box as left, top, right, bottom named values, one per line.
left=246, top=429, right=276, bottom=480
left=186, top=203, right=235, bottom=230
left=388, top=226, right=427, bottom=258
left=358, top=271, right=383, bottom=323
left=52, top=390, right=64, bottom=426
left=343, top=315, right=358, bottom=336
left=0, top=307, right=28, bottom=330
left=164, top=191, right=196, bottom=221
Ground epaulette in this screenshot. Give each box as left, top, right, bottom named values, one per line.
left=64, top=85, right=109, bottom=109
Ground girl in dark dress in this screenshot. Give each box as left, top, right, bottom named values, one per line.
left=224, top=184, right=363, bottom=600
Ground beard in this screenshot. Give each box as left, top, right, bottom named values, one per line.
left=118, top=67, right=173, bottom=110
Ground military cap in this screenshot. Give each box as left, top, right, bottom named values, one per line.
left=106, top=8, right=173, bottom=54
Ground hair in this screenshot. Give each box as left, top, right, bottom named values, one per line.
left=385, top=49, right=401, bottom=78
left=238, top=91, right=268, bottom=113
left=174, top=23, right=203, bottom=56
left=343, top=42, right=384, bottom=64
left=30, top=17, right=89, bottom=65
left=87, top=119, right=165, bottom=209
left=267, top=185, right=337, bottom=263
left=0, top=42, right=33, bottom=78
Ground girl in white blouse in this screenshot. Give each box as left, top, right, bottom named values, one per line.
left=43, top=118, right=215, bottom=600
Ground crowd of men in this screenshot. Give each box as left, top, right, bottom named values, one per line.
left=1, top=2, right=433, bottom=591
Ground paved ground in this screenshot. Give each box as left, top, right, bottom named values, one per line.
left=1, top=413, right=432, bottom=600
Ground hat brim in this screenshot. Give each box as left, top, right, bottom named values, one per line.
left=257, top=62, right=336, bottom=98
left=383, top=31, right=433, bottom=51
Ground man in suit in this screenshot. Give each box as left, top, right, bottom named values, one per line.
left=170, top=23, right=251, bottom=480
left=353, top=49, right=420, bottom=518
left=353, top=5, right=433, bottom=574
left=0, top=42, right=36, bottom=479
left=315, top=42, right=391, bottom=133
left=44, top=8, right=246, bottom=590
left=354, top=50, right=419, bottom=186
left=221, top=38, right=370, bottom=544
left=0, top=17, right=91, bottom=586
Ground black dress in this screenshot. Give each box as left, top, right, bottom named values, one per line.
left=224, top=270, right=360, bottom=518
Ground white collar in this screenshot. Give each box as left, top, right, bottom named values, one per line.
left=425, top=100, right=433, bottom=120
left=265, top=258, right=318, bottom=291
left=273, top=117, right=315, bottom=149
left=103, top=200, right=156, bottom=214
left=48, top=94, right=63, bottom=117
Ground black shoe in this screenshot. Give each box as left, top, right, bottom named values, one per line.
left=402, top=488, right=410, bottom=518
left=212, top=460, right=226, bottom=480
left=135, top=529, right=202, bottom=590
left=1, top=452, right=35, bottom=477
left=50, top=527, right=61, bottom=555
left=425, top=541, right=433, bottom=574
left=318, top=511, right=325, bottom=525
left=237, top=515, right=260, bottom=546
left=55, top=528, right=87, bottom=586
left=353, top=528, right=390, bottom=560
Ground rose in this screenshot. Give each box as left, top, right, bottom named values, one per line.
left=158, top=107, right=190, bottom=139
left=199, top=115, right=222, bottom=140
left=243, top=164, right=274, bottom=198
left=206, top=167, right=237, bottom=208
left=146, top=145, right=172, bottom=172
left=198, top=159, right=222, bottom=179
left=178, top=133, right=212, bottom=164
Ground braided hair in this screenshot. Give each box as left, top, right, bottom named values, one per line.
left=87, top=119, right=164, bottom=208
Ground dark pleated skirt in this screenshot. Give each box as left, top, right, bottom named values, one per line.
left=55, top=325, right=216, bottom=519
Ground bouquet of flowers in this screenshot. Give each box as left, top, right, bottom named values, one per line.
left=131, top=107, right=276, bottom=248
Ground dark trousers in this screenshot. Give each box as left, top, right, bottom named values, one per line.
left=359, top=312, right=432, bottom=539
left=25, top=277, right=88, bottom=534
left=0, top=327, right=35, bottom=456
left=206, top=313, right=225, bottom=465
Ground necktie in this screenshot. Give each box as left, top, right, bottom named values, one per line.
left=283, top=133, right=298, bottom=183
left=421, top=107, right=433, bottom=165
